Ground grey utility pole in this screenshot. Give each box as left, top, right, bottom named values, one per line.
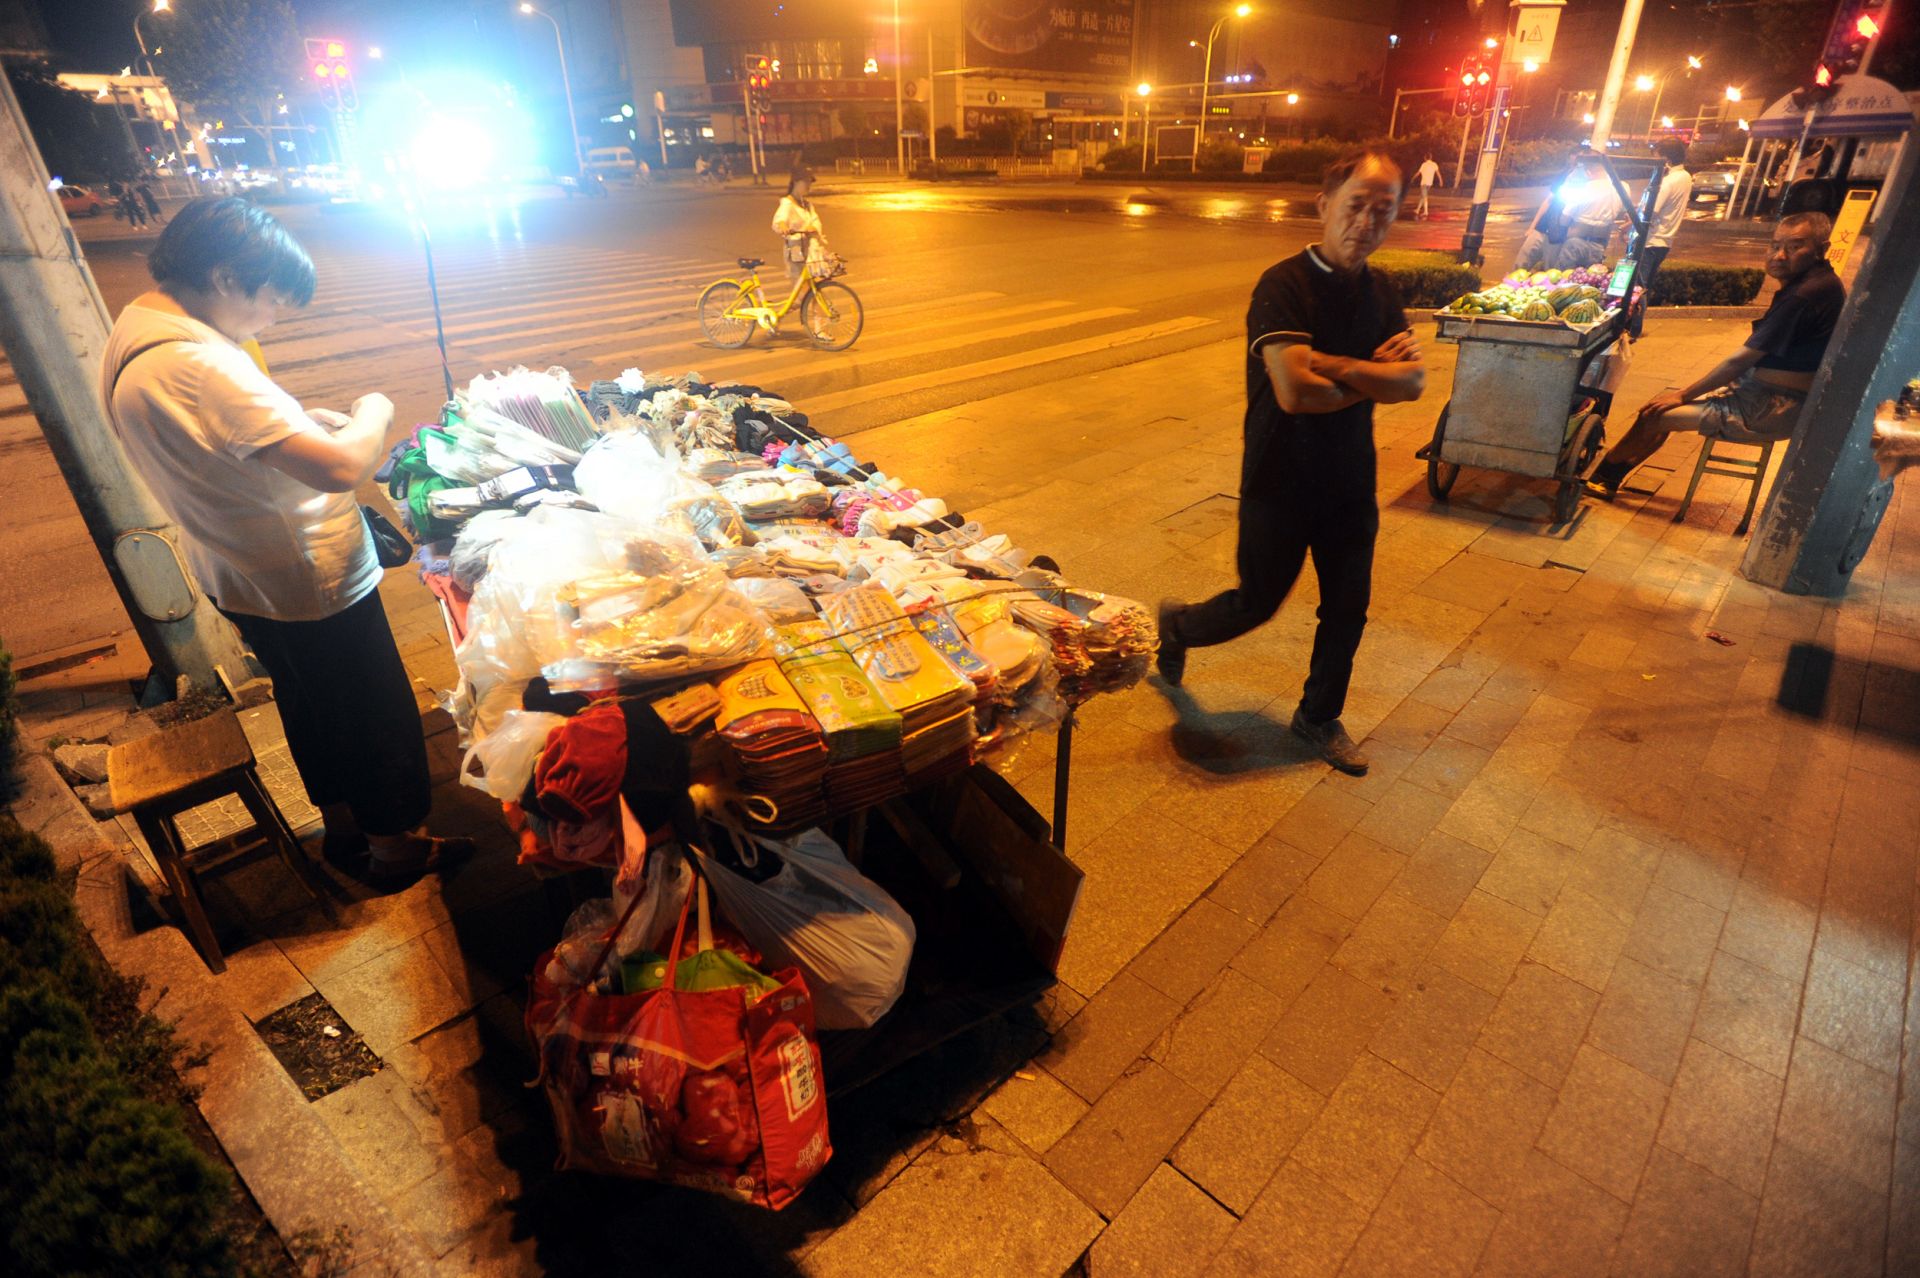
left=0, top=72, right=253, bottom=692
left=1741, top=126, right=1920, bottom=594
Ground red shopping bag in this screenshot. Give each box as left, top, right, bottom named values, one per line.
left=526, top=863, right=832, bottom=1208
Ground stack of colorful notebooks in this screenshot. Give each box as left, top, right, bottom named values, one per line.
left=713, top=660, right=830, bottom=830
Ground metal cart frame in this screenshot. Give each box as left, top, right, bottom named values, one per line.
left=1418, top=149, right=1670, bottom=526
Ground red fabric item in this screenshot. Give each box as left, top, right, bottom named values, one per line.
left=534, top=702, right=627, bottom=824
left=421, top=570, right=472, bottom=645
left=525, top=893, right=831, bottom=1208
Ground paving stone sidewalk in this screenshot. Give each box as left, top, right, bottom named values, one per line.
left=12, top=314, right=1918, bottom=1276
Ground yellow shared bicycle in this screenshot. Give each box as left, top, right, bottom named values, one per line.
left=696, top=252, right=865, bottom=352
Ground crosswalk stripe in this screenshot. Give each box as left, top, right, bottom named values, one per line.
left=309, top=260, right=710, bottom=316
left=310, top=251, right=685, bottom=304
left=469, top=290, right=1020, bottom=373
left=797, top=316, right=1219, bottom=415
left=676, top=304, right=1134, bottom=385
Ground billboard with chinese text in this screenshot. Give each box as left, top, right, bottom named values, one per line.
left=964, top=2, right=1135, bottom=77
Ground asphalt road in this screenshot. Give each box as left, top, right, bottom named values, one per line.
left=0, top=176, right=1775, bottom=664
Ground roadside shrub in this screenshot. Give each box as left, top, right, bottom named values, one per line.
left=1261, top=138, right=1345, bottom=181
left=0, top=643, right=14, bottom=775
left=0, top=815, right=239, bottom=1277
left=1196, top=138, right=1245, bottom=172
left=1371, top=249, right=1482, bottom=310
left=1646, top=261, right=1765, bottom=306
left=1098, top=143, right=1147, bottom=171
left=1498, top=139, right=1573, bottom=182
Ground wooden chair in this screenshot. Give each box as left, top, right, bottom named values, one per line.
left=108, top=709, right=339, bottom=972
left=1673, top=437, right=1778, bottom=535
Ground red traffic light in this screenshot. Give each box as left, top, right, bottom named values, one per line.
left=325, top=40, right=345, bottom=58
left=1856, top=13, right=1880, bottom=37
left=1815, top=63, right=1833, bottom=86
left=1460, top=72, right=1474, bottom=85
left=313, top=62, right=331, bottom=78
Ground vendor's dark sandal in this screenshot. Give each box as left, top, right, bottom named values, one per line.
left=366, top=836, right=476, bottom=885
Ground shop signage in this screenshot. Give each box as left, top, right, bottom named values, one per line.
left=963, top=0, right=1133, bottom=77
left=963, top=84, right=1047, bottom=110
left=1046, top=91, right=1121, bottom=113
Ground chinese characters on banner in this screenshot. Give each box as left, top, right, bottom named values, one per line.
left=964, top=1, right=1134, bottom=76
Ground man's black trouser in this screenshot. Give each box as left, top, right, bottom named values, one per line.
left=218, top=589, right=431, bottom=838
left=1172, top=482, right=1379, bottom=724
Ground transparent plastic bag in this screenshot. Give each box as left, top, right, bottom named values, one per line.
left=460, top=709, right=566, bottom=800
left=613, top=802, right=694, bottom=957
left=696, top=827, right=915, bottom=1030
left=573, top=430, right=685, bottom=528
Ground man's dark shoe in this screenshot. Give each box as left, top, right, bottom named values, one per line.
left=366, top=836, right=476, bottom=887
left=1290, top=707, right=1370, bottom=776
left=1584, top=459, right=1629, bottom=501
left=1155, top=600, right=1187, bottom=686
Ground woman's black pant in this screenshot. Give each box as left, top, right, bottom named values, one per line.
left=218, top=589, right=431, bottom=837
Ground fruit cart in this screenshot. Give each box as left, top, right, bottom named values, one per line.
left=1418, top=150, right=1664, bottom=525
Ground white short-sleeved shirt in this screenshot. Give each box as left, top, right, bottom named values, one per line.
left=1416, top=160, right=1442, bottom=188
left=771, top=195, right=823, bottom=240
left=100, top=301, right=379, bottom=622
left=1647, top=167, right=1693, bottom=248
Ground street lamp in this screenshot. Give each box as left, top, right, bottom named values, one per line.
left=517, top=3, right=584, bottom=177
left=1724, top=85, right=1742, bottom=103
left=1137, top=82, right=1152, bottom=173
left=368, top=46, right=384, bottom=60
left=1645, top=54, right=1702, bottom=140
left=133, top=0, right=170, bottom=80
left=1195, top=3, right=1252, bottom=171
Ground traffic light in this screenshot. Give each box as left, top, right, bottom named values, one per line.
left=1799, top=0, right=1886, bottom=104
left=1453, top=57, right=1491, bottom=116
left=303, top=36, right=349, bottom=82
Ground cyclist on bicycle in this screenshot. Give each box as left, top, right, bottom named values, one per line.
left=771, top=168, right=824, bottom=286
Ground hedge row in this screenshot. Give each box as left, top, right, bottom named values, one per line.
left=1371, top=250, right=1483, bottom=310
left=0, top=809, right=241, bottom=1275
left=1646, top=261, right=1766, bottom=307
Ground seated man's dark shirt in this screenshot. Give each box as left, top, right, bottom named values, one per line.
left=1746, top=259, right=1845, bottom=374
left=1242, top=246, right=1408, bottom=498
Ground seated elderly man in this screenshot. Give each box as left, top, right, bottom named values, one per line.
left=1588, top=212, right=1844, bottom=497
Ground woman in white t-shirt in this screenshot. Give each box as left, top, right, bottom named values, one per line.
left=771, top=168, right=824, bottom=287
left=101, top=198, right=469, bottom=883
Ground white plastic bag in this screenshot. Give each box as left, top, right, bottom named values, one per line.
left=612, top=799, right=694, bottom=957
left=460, top=709, right=565, bottom=800
left=696, top=827, right=915, bottom=1030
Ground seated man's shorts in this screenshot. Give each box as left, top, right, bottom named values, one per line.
left=1695, top=374, right=1807, bottom=443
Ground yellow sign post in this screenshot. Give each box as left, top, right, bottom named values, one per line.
left=1827, top=187, right=1877, bottom=275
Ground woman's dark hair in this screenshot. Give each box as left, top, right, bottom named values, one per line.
left=147, top=197, right=317, bottom=306
left=787, top=168, right=814, bottom=197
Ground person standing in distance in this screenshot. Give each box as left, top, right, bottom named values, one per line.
left=1156, top=151, right=1426, bottom=776
left=1414, top=153, right=1442, bottom=221
left=100, top=198, right=471, bottom=883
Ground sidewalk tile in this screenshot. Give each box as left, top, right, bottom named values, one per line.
left=1430, top=889, right=1543, bottom=995
left=1537, top=1044, right=1668, bottom=1201
left=1271, top=782, right=1375, bottom=854
left=316, top=932, right=475, bottom=1057
left=1718, top=879, right=1817, bottom=983
left=1584, top=956, right=1702, bottom=1086
left=1527, top=887, right=1632, bottom=992
left=1746, top=1140, right=1887, bottom=1278
left=1303, top=831, right=1408, bottom=922
left=1656, top=1038, right=1783, bottom=1197
left=1338, top=1156, right=1499, bottom=1278
left=1352, top=780, right=1455, bottom=856
left=1416, top=1048, right=1557, bottom=1210
left=1173, top=1056, right=1324, bottom=1214
left=1566, top=825, right=1661, bottom=925
left=1203, top=1161, right=1370, bottom=1278
left=1229, top=895, right=1352, bottom=1007
left=1470, top=1149, right=1628, bottom=1278
left=1286, top=1052, right=1440, bottom=1211
left=1152, top=969, right=1286, bottom=1099
left=1127, top=900, right=1258, bottom=1006
left=1774, top=1036, right=1897, bottom=1191
left=1389, top=829, right=1495, bottom=919
left=981, top=1068, right=1088, bottom=1156
left=1258, top=966, right=1398, bottom=1095
left=1476, top=960, right=1600, bottom=1088
left=1206, top=833, right=1322, bottom=926
left=1400, top=735, right=1492, bottom=801
left=1330, top=892, right=1449, bottom=996
left=1436, top=775, right=1535, bottom=853
left=1693, top=950, right=1801, bottom=1078
left=1369, top=965, right=1498, bottom=1092
left=1089, top=1165, right=1236, bottom=1278
left=1478, top=827, right=1577, bottom=917
left=1609, top=1146, right=1758, bottom=1278
left=1040, top=971, right=1183, bottom=1104
left=1045, top=1061, right=1209, bottom=1218
left=1796, top=947, right=1905, bottom=1075
left=311, top=1072, right=449, bottom=1198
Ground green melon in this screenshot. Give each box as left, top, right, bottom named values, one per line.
left=1561, top=300, right=1602, bottom=324
left=1519, top=299, right=1555, bottom=322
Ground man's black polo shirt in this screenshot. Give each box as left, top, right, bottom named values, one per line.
left=1745, top=259, right=1845, bottom=374
left=1242, top=245, right=1408, bottom=498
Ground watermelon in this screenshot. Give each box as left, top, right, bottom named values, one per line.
left=1519, top=299, right=1554, bottom=322
left=1561, top=300, right=1602, bottom=324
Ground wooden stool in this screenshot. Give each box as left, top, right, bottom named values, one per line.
left=1673, top=437, right=1778, bottom=535
left=108, top=709, right=340, bottom=973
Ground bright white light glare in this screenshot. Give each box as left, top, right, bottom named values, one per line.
left=411, top=116, right=495, bottom=188
left=1522, top=59, right=1539, bottom=73
left=1285, top=92, right=1299, bottom=105
left=1136, top=82, right=1151, bottom=96
left=1581, top=111, right=1595, bottom=124
left=1724, top=85, right=1741, bottom=102
left=1557, top=176, right=1606, bottom=204
left=1738, top=118, right=1750, bottom=130
left=1634, top=74, right=1655, bottom=92
left=46, top=177, right=64, bottom=190
left=1661, top=115, right=1674, bottom=127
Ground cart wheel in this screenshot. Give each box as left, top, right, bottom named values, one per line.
left=1426, top=406, right=1459, bottom=501
left=1552, top=411, right=1607, bottom=526
left=1554, top=480, right=1581, bottom=526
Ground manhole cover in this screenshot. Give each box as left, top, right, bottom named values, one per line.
left=253, top=993, right=381, bottom=1101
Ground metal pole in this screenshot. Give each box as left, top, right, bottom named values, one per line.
left=532, top=8, right=583, bottom=176
left=1389, top=89, right=1403, bottom=140
left=927, top=21, right=938, bottom=163
left=1588, top=0, right=1644, bottom=148
left=893, top=0, right=906, bottom=174
left=0, top=71, right=251, bottom=692
left=1724, top=133, right=1754, bottom=220
left=1142, top=97, right=1151, bottom=173
left=1196, top=18, right=1221, bottom=172
left=1647, top=75, right=1667, bottom=140
left=741, top=83, right=760, bottom=182
left=1458, top=86, right=1504, bottom=262
left=1455, top=111, right=1472, bottom=188
left=133, top=14, right=157, bottom=80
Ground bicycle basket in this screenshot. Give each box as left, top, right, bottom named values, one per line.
left=808, top=252, right=848, bottom=281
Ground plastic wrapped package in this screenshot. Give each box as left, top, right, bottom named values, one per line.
left=731, top=576, right=817, bottom=624
left=544, top=531, right=773, bottom=690
left=448, top=509, right=524, bottom=591
left=461, top=709, right=567, bottom=799
left=697, top=827, right=915, bottom=1029
left=573, top=430, right=686, bottom=528
left=462, top=365, right=598, bottom=451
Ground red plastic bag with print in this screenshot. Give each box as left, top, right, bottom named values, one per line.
left=526, top=848, right=831, bottom=1208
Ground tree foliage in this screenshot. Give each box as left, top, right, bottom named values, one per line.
left=153, top=0, right=302, bottom=123
left=5, top=62, right=141, bottom=184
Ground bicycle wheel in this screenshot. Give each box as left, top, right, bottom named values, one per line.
left=800, top=281, right=864, bottom=351
left=698, top=280, right=755, bottom=349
